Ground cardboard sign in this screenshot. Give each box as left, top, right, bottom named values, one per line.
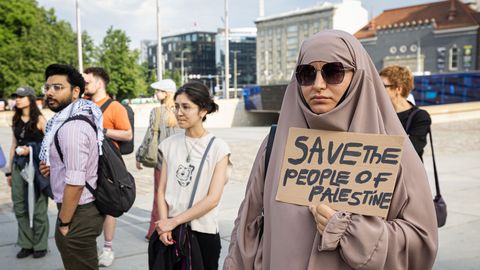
left=276, top=128, right=405, bottom=218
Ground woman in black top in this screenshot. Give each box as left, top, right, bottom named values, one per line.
left=5, top=86, right=49, bottom=259
left=380, top=65, right=432, bottom=160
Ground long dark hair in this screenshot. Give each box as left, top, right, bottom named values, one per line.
left=12, top=95, right=43, bottom=133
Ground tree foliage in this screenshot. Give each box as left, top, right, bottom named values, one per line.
left=0, top=1, right=149, bottom=99
left=0, top=0, right=84, bottom=97
left=96, top=27, right=146, bottom=100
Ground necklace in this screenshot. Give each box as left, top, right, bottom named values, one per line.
left=184, top=129, right=207, bottom=163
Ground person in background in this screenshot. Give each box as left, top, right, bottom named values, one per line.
left=149, top=81, right=232, bottom=270
left=136, top=79, right=177, bottom=240
left=380, top=65, right=432, bottom=160
left=5, top=86, right=49, bottom=259
left=83, top=67, right=132, bottom=267
left=224, top=30, right=437, bottom=270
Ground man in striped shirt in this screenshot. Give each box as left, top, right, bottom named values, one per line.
left=40, top=64, right=105, bottom=270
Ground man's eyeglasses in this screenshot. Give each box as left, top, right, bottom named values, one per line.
left=295, top=62, right=353, bottom=86
left=383, top=84, right=394, bottom=89
left=42, top=84, right=67, bottom=94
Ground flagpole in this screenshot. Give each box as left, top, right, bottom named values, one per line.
left=224, top=0, right=229, bottom=99
left=156, top=0, right=163, bottom=80
left=76, top=0, right=83, bottom=71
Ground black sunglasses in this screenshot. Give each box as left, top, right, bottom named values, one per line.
left=295, top=62, right=352, bottom=86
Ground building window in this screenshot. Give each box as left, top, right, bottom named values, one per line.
left=287, top=25, right=298, bottom=33
left=449, top=46, right=459, bottom=71
left=463, top=45, right=473, bottom=69
left=436, top=47, right=446, bottom=71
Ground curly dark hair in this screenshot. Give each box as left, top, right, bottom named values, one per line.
left=12, top=94, right=43, bottom=134
left=174, top=81, right=218, bottom=122
left=45, top=63, right=85, bottom=96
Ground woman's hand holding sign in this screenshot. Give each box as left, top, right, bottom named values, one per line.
left=309, top=204, right=337, bottom=234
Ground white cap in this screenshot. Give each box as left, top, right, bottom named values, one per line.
left=150, top=79, right=176, bottom=92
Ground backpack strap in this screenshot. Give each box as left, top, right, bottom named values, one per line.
left=54, top=115, right=97, bottom=163
left=100, top=98, right=113, bottom=113
left=264, top=124, right=277, bottom=180
left=405, top=108, right=421, bottom=133
left=187, top=136, right=216, bottom=208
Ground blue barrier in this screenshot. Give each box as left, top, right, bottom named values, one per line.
left=244, top=71, right=480, bottom=111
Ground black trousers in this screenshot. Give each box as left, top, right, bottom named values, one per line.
left=192, top=231, right=221, bottom=270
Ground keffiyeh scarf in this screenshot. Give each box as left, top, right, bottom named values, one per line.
left=39, top=99, right=104, bottom=165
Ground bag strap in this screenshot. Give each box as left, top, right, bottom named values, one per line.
left=429, top=129, right=441, bottom=197
left=405, top=108, right=421, bottom=133
left=152, top=107, right=162, bottom=131
left=264, top=124, right=277, bottom=180
left=187, top=136, right=216, bottom=208
left=258, top=125, right=277, bottom=236
left=100, top=98, right=113, bottom=113
left=405, top=109, right=441, bottom=196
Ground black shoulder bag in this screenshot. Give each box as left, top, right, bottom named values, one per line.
left=406, top=109, right=447, bottom=227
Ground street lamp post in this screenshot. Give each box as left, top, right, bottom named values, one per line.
left=233, top=50, right=240, bottom=98
left=181, top=49, right=190, bottom=84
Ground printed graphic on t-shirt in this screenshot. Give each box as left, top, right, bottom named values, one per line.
left=176, top=164, right=195, bottom=187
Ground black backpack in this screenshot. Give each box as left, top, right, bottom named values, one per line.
left=54, top=114, right=136, bottom=217
left=100, top=98, right=135, bottom=155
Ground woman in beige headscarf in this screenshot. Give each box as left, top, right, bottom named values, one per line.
left=224, top=30, right=437, bottom=269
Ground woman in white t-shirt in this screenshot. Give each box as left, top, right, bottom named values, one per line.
left=154, top=81, right=232, bottom=269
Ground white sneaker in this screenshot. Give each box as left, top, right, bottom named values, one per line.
left=98, top=247, right=115, bottom=267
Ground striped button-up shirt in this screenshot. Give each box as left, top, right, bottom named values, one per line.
left=49, top=118, right=99, bottom=204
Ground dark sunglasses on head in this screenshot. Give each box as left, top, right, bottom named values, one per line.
left=295, top=62, right=352, bottom=86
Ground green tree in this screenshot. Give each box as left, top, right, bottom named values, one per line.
left=97, top=27, right=146, bottom=100
left=0, top=0, right=84, bottom=97
left=82, top=31, right=97, bottom=68
left=141, top=62, right=157, bottom=96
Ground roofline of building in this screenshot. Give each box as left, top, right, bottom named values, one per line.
left=163, top=29, right=217, bottom=38
left=216, top=27, right=257, bottom=36
left=254, top=3, right=335, bottom=24
left=373, top=19, right=437, bottom=31
left=358, top=0, right=480, bottom=36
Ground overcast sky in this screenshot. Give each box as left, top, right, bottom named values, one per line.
left=37, top=0, right=437, bottom=49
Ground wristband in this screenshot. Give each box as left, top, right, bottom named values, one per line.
left=5, top=172, right=11, bottom=177
left=57, top=217, right=72, bottom=227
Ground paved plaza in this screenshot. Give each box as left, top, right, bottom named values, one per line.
left=0, top=110, right=479, bottom=269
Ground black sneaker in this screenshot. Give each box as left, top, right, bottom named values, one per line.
left=16, top=248, right=33, bottom=259
left=33, top=250, right=47, bottom=258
